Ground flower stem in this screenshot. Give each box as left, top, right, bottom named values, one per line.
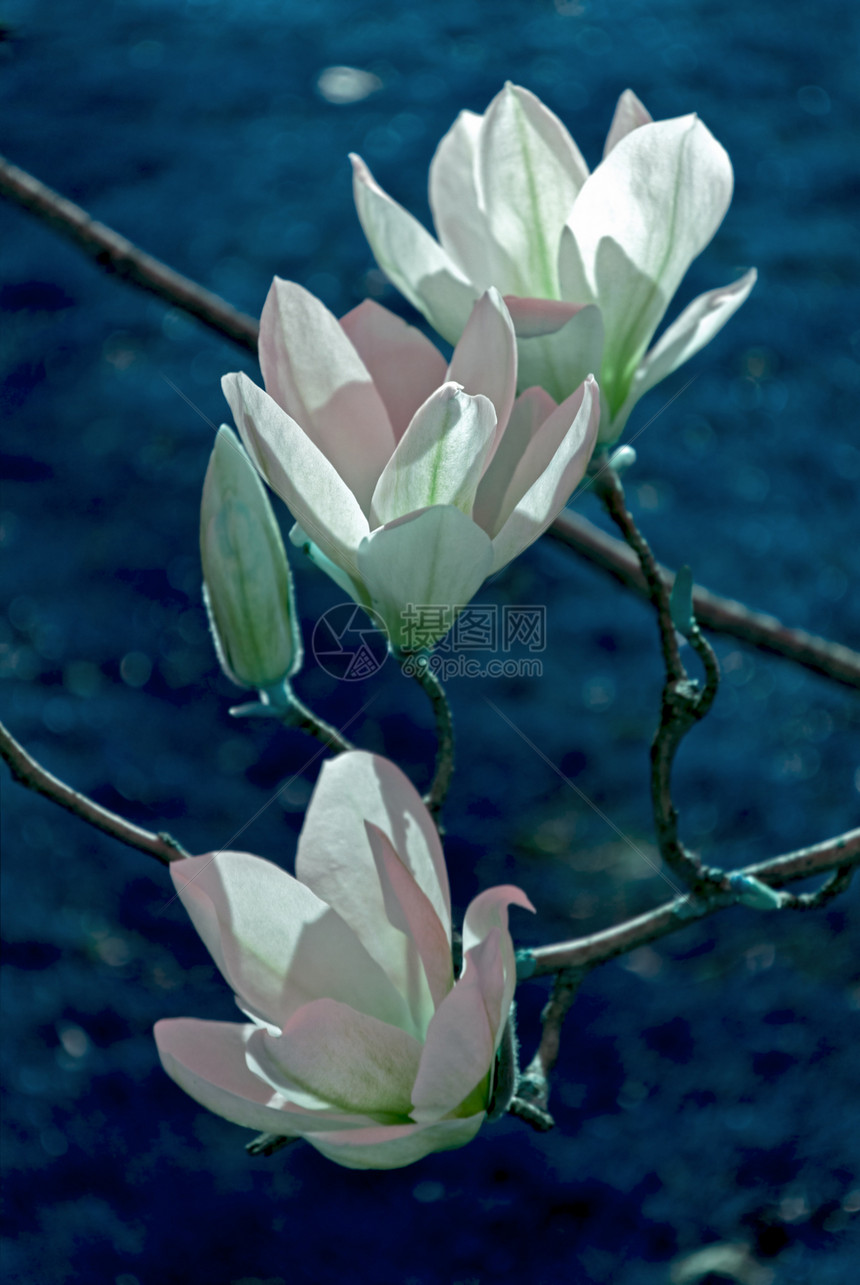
left=403, top=653, right=455, bottom=823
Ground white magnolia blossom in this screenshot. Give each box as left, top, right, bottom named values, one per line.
left=352, top=83, right=756, bottom=443
left=222, top=279, right=598, bottom=649
left=155, top=751, right=533, bottom=1170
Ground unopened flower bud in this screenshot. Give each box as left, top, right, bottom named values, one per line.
left=201, top=425, right=302, bottom=688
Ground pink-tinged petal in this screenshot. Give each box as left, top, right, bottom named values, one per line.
left=489, top=375, right=600, bottom=570
left=365, top=822, right=453, bottom=1012
left=608, top=269, right=758, bottom=442
left=514, top=304, right=604, bottom=405
left=568, top=115, right=735, bottom=391
left=429, top=109, right=522, bottom=294
left=472, top=386, right=556, bottom=537
left=155, top=1019, right=380, bottom=1135
left=169, top=851, right=412, bottom=1033
left=503, top=295, right=581, bottom=339
left=370, top=385, right=497, bottom=528
left=478, top=83, right=588, bottom=298
left=340, top=300, right=447, bottom=441
left=259, top=279, right=394, bottom=515
left=307, top=1114, right=485, bottom=1170
left=446, top=289, right=517, bottom=453
left=296, top=751, right=451, bottom=1029
left=410, top=945, right=494, bottom=1124
left=462, top=885, right=536, bottom=1051
left=352, top=153, right=480, bottom=345
left=251, top=998, right=422, bottom=1118
left=155, top=1019, right=287, bottom=1132
left=222, top=371, right=368, bottom=584
left=357, top=505, right=494, bottom=651
left=603, top=88, right=653, bottom=158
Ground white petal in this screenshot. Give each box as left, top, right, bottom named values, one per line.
left=478, top=83, right=588, bottom=298
left=513, top=302, right=604, bottom=404
left=609, top=269, right=758, bottom=440
left=603, top=88, right=652, bottom=157
left=295, top=750, right=450, bottom=1031
left=429, top=108, right=521, bottom=293
left=357, top=505, right=494, bottom=650
left=222, top=371, right=368, bottom=585
left=370, top=384, right=497, bottom=527
left=446, top=289, right=517, bottom=455
left=491, top=375, right=600, bottom=572
left=307, top=1115, right=485, bottom=1170
left=169, top=852, right=412, bottom=1032
left=252, top=998, right=422, bottom=1118
left=352, top=153, right=480, bottom=345
left=340, top=300, right=447, bottom=441
left=567, top=114, right=735, bottom=411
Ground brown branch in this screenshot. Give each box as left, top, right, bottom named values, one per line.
left=522, top=826, right=860, bottom=977
left=550, top=509, right=860, bottom=691
left=3, top=153, right=859, bottom=692
left=0, top=718, right=188, bottom=865
left=0, top=154, right=259, bottom=352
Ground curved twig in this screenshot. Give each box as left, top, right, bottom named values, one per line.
left=519, top=827, right=860, bottom=978
left=0, top=718, right=188, bottom=865
left=402, top=654, right=455, bottom=822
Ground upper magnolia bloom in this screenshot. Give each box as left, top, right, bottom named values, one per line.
left=222, top=279, right=598, bottom=649
left=352, top=84, right=757, bottom=443
left=154, top=751, right=533, bottom=1170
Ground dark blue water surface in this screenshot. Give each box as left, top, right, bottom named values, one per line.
left=1, top=1, right=858, bottom=1282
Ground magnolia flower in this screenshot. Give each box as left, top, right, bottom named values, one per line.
left=352, top=83, right=757, bottom=443
left=154, top=751, right=533, bottom=1170
left=222, top=279, right=598, bottom=649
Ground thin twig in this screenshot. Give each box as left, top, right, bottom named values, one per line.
left=509, top=968, right=585, bottom=1132
left=592, top=462, right=685, bottom=682
left=781, top=862, right=855, bottom=910
left=404, top=656, right=455, bottom=821
left=277, top=695, right=355, bottom=756
left=0, top=154, right=259, bottom=351
left=3, top=153, right=858, bottom=692
left=593, top=465, right=718, bottom=891
left=0, top=718, right=188, bottom=865
left=246, top=1133, right=301, bottom=1157
left=550, top=509, right=860, bottom=691
left=519, top=827, right=860, bottom=978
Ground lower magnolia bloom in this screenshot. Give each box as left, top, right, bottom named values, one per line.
left=154, top=751, right=533, bottom=1170
left=222, top=278, right=598, bottom=649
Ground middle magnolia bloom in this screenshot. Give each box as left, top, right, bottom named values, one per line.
left=223, top=280, right=598, bottom=648
left=155, top=751, right=533, bottom=1170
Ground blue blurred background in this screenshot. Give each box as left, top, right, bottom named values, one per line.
left=1, top=1, right=858, bottom=1282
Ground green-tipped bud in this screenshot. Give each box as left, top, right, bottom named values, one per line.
left=201, top=426, right=302, bottom=689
